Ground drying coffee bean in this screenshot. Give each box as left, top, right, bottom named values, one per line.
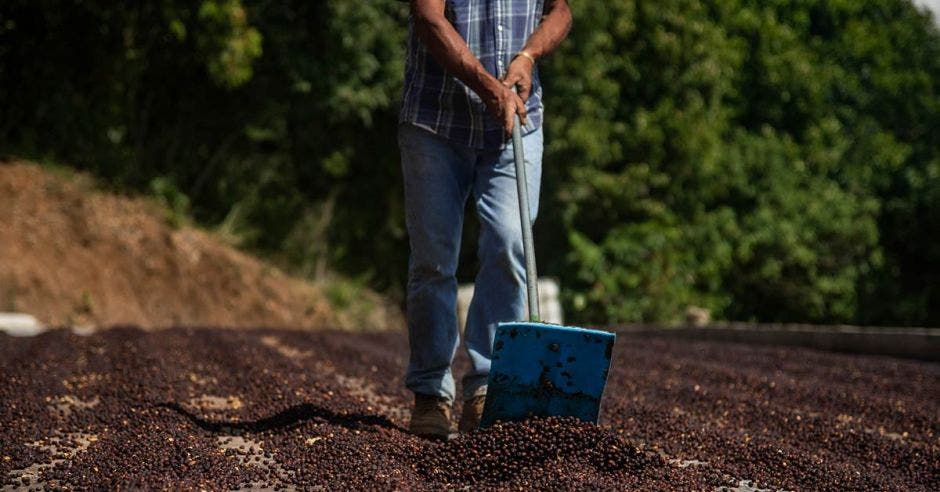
left=0, top=328, right=935, bottom=489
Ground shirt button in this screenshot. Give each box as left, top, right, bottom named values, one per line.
left=497, top=24, right=504, bottom=31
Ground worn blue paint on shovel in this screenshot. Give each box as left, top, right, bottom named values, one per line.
left=480, top=321, right=615, bottom=426
left=479, top=114, right=615, bottom=428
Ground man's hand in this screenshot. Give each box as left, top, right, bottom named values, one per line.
left=502, top=54, right=535, bottom=102
left=411, top=0, right=524, bottom=134
left=482, top=79, right=527, bottom=135
left=409, top=0, right=570, bottom=135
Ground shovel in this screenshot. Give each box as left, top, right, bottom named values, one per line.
left=478, top=115, right=616, bottom=428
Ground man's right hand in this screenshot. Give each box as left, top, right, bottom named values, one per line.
left=482, top=81, right=527, bottom=135
left=409, top=0, right=528, bottom=135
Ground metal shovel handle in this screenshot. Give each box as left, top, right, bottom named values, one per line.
left=511, top=114, right=540, bottom=322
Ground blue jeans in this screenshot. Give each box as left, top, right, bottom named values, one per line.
left=398, top=123, right=543, bottom=403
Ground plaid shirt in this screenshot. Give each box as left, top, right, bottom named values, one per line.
left=400, top=0, right=545, bottom=150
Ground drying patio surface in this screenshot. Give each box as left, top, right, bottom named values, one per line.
left=1, top=327, right=937, bottom=490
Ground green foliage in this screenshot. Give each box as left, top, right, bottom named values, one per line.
left=0, top=0, right=937, bottom=325
left=542, top=0, right=939, bottom=324
left=149, top=176, right=191, bottom=229
left=196, top=0, right=263, bottom=88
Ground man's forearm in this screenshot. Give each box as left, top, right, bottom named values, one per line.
left=520, top=0, right=572, bottom=60
left=410, top=0, right=502, bottom=99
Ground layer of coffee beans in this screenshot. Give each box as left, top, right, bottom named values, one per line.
left=1, top=327, right=936, bottom=490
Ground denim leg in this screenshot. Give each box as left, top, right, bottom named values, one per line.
left=462, top=127, right=544, bottom=399
left=398, top=124, right=475, bottom=403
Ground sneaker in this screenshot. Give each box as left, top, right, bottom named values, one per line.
left=408, top=393, right=453, bottom=440
left=457, top=394, right=486, bottom=433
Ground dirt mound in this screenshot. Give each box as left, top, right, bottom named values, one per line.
left=0, top=160, right=400, bottom=329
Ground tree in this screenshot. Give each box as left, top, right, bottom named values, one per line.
left=541, top=0, right=939, bottom=324
left=1, top=0, right=937, bottom=325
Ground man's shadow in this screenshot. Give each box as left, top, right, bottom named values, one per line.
left=158, top=401, right=404, bottom=434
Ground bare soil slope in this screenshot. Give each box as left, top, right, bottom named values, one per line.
left=0, top=160, right=400, bottom=329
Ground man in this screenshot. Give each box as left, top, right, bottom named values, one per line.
left=399, top=0, right=572, bottom=439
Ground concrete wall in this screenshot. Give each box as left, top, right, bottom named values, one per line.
left=457, top=278, right=563, bottom=330
left=618, top=323, right=940, bottom=362
left=0, top=312, right=43, bottom=336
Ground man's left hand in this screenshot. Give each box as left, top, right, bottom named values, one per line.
left=501, top=54, right=535, bottom=102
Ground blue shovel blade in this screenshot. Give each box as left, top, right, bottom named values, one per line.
left=479, top=321, right=616, bottom=428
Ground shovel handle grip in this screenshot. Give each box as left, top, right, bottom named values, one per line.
left=512, top=114, right=540, bottom=322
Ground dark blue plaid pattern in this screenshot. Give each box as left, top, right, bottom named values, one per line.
left=400, top=0, right=545, bottom=149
